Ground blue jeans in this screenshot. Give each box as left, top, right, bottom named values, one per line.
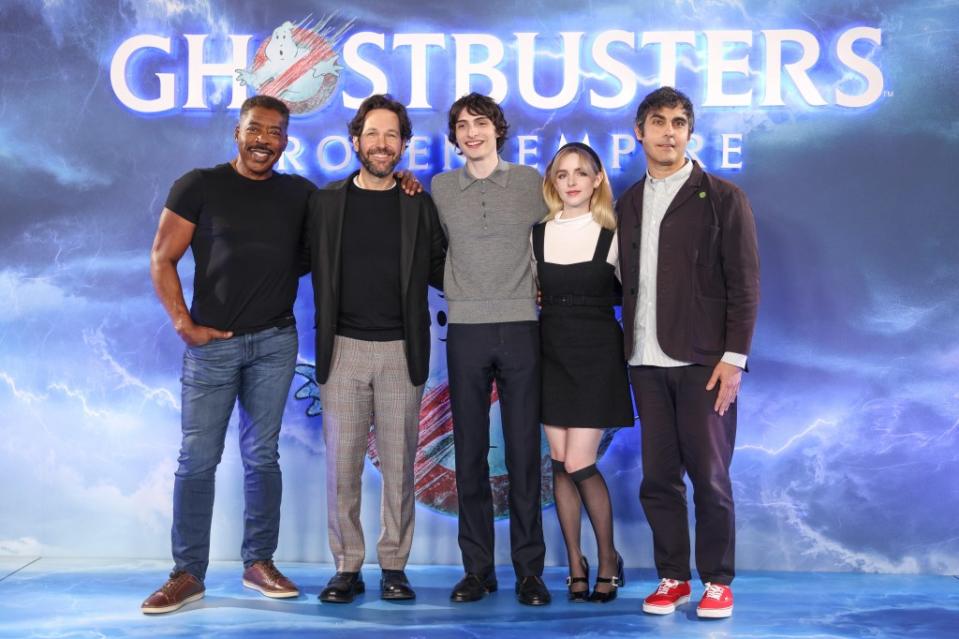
left=171, top=325, right=298, bottom=581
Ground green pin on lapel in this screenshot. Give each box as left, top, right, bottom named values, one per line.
left=699, top=191, right=707, bottom=199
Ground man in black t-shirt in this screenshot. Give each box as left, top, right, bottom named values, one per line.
left=306, top=95, right=445, bottom=603
left=142, top=95, right=314, bottom=614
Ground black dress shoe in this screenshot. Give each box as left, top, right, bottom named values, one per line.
left=589, top=553, right=625, bottom=603
left=516, top=575, right=551, bottom=606
left=318, top=571, right=365, bottom=603
left=450, top=573, right=498, bottom=602
left=380, top=569, right=416, bottom=600
left=567, top=556, right=590, bottom=602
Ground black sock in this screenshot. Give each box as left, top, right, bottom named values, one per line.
left=571, top=463, right=618, bottom=592
left=551, top=459, right=587, bottom=590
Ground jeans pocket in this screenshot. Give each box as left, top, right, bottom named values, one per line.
left=186, top=337, right=231, bottom=360
left=182, top=341, right=242, bottom=388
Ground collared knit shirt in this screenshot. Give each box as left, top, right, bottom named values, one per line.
left=431, top=159, right=547, bottom=324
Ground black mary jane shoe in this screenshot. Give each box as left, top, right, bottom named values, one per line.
left=589, top=553, right=625, bottom=603
left=566, top=556, right=590, bottom=602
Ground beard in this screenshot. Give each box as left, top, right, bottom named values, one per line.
left=357, top=145, right=400, bottom=178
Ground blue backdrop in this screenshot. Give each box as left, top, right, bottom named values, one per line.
left=1, top=0, right=957, bottom=575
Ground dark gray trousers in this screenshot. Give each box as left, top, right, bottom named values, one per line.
left=447, top=321, right=545, bottom=579
left=629, top=364, right=737, bottom=585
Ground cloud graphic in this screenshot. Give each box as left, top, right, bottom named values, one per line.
left=0, top=270, right=83, bottom=321
left=0, top=536, right=46, bottom=556
left=0, top=137, right=113, bottom=188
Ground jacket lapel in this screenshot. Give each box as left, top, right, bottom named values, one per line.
left=398, top=192, right=418, bottom=301
left=663, top=161, right=705, bottom=219
left=629, top=176, right=646, bottom=228
left=329, top=177, right=351, bottom=298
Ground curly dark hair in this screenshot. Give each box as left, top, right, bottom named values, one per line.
left=635, top=86, right=695, bottom=135
left=240, top=94, right=290, bottom=128
left=347, top=94, right=413, bottom=141
left=446, top=92, right=509, bottom=151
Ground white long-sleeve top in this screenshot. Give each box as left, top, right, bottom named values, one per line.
left=530, top=212, right=619, bottom=283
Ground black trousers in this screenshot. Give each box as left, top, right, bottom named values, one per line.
left=447, top=321, right=545, bottom=578
left=629, top=364, right=737, bottom=585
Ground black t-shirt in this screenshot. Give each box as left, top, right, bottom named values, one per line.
left=165, top=163, right=316, bottom=333
left=337, top=180, right=404, bottom=341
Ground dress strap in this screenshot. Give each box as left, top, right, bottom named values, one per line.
left=591, top=227, right=615, bottom=263
left=531, top=222, right=547, bottom=264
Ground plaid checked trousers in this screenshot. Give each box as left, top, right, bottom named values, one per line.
left=320, top=336, right=424, bottom=572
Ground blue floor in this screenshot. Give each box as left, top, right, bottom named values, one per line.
left=0, top=558, right=957, bottom=638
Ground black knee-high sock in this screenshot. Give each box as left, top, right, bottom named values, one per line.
left=570, top=464, right=617, bottom=592
left=551, top=459, right=586, bottom=587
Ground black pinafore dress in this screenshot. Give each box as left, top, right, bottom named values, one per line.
left=532, top=222, right=634, bottom=428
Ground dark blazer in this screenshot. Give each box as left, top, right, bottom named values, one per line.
left=307, top=172, right=446, bottom=385
left=616, top=161, right=759, bottom=366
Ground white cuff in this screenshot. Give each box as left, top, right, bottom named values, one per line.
left=721, top=351, right=747, bottom=369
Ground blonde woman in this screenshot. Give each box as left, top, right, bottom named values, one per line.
left=531, top=142, right=634, bottom=603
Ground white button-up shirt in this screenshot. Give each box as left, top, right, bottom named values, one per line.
left=628, top=160, right=747, bottom=369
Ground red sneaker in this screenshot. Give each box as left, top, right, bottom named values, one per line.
left=696, top=582, right=733, bottom=618
left=642, top=578, right=691, bottom=614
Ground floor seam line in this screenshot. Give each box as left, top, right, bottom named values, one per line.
left=0, top=556, right=42, bottom=583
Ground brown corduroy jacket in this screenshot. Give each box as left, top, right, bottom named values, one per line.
left=616, top=161, right=760, bottom=366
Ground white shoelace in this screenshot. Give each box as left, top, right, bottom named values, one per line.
left=703, top=582, right=726, bottom=601
left=656, top=578, right=681, bottom=595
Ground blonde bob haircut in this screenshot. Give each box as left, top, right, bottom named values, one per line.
left=542, top=143, right=616, bottom=230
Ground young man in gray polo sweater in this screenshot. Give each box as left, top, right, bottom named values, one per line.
left=430, top=92, right=550, bottom=606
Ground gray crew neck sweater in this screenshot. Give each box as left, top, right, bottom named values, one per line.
left=431, top=159, right=547, bottom=324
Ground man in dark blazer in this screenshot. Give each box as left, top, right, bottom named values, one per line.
left=616, top=87, right=759, bottom=620
left=306, top=94, right=445, bottom=604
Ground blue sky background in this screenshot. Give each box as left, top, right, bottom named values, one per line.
left=1, top=0, right=957, bottom=574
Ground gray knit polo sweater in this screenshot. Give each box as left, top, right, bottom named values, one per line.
left=431, top=159, right=547, bottom=324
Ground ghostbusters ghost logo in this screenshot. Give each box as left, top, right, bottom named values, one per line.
left=235, top=15, right=353, bottom=114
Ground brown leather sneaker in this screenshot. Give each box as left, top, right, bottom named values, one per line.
left=242, top=560, right=300, bottom=598
left=141, top=570, right=205, bottom=614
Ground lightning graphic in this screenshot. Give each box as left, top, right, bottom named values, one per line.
left=737, top=417, right=838, bottom=456
left=83, top=329, right=180, bottom=411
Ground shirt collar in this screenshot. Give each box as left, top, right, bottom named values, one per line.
left=352, top=174, right=397, bottom=190
left=458, top=157, right=511, bottom=190
left=646, top=158, right=693, bottom=188
left=553, top=211, right=594, bottom=227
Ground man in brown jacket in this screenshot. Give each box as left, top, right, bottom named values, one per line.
left=616, top=87, right=760, bottom=619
